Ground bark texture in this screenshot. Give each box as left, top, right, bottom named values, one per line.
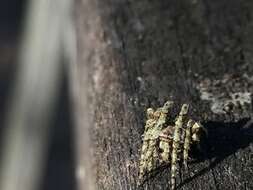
left=74, top=0, right=253, bottom=189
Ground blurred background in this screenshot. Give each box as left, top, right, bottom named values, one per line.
left=0, top=1, right=77, bottom=190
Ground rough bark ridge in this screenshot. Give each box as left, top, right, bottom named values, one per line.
left=75, top=0, right=253, bottom=189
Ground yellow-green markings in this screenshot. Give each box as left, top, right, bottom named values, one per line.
left=138, top=101, right=207, bottom=190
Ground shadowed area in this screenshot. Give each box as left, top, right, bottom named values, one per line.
left=178, top=118, right=253, bottom=188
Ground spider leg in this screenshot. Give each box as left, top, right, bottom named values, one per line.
left=139, top=139, right=150, bottom=181
left=183, top=119, right=194, bottom=169
left=155, top=101, right=174, bottom=130
left=159, top=126, right=174, bottom=164
left=146, top=108, right=155, bottom=120
left=146, top=139, right=156, bottom=173
left=171, top=104, right=189, bottom=190
left=152, top=139, right=160, bottom=168
left=139, top=107, right=160, bottom=182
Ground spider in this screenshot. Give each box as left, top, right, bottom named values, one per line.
left=138, top=101, right=207, bottom=190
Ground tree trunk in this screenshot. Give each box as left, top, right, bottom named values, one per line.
left=73, top=0, right=253, bottom=189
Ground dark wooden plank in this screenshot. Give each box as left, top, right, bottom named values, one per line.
left=74, top=0, right=253, bottom=189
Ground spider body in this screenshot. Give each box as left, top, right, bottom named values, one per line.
left=138, top=101, right=207, bottom=190
left=159, top=126, right=174, bottom=163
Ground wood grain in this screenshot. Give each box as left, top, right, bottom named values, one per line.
left=74, top=0, right=253, bottom=189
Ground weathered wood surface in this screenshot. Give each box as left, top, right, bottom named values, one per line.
left=74, top=0, right=253, bottom=189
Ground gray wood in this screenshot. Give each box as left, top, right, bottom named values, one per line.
left=74, top=0, right=253, bottom=189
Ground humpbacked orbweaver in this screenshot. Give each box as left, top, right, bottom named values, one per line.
left=138, top=101, right=207, bottom=190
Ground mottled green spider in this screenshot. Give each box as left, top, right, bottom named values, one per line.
left=138, top=101, right=207, bottom=190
